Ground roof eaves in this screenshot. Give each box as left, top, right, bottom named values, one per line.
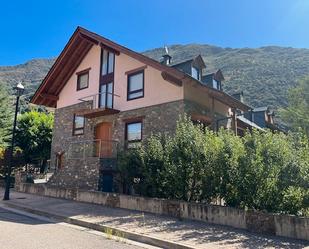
left=78, top=27, right=185, bottom=80
left=237, top=116, right=264, bottom=131
left=32, top=26, right=188, bottom=106
left=184, top=73, right=252, bottom=111
left=31, top=27, right=82, bottom=105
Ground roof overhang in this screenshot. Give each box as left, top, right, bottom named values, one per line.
left=237, top=116, right=264, bottom=131
left=192, top=55, right=206, bottom=69
left=31, top=29, right=98, bottom=107
left=31, top=26, right=185, bottom=107
left=214, top=69, right=225, bottom=81
left=186, top=76, right=252, bottom=111
left=75, top=108, right=120, bottom=118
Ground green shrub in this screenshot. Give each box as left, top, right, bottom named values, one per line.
left=117, top=115, right=309, bottom=216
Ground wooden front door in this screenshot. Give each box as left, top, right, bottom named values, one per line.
left=95, top=122, right=113, bottom=158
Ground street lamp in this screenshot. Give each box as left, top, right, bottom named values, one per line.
left=3, top=81, right=24, bottom=201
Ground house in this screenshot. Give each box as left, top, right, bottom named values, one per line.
left=230, top=91, right=279, bottom=135
left=31, top=27, right=261, bottom=192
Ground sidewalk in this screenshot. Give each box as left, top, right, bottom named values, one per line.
left=0, top=189, right=308, bottom=249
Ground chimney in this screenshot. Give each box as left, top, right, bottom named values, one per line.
left=161, top=46, right=172, bottom=65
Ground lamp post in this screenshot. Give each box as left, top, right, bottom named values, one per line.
left=3, top=82, right=24, bottom=201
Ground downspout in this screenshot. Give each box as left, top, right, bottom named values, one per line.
left=211, top=97, right=215, bottom=131
left=231, top=108, right=238, bottom=136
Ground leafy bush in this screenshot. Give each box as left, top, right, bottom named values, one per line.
left=118, top=115, right=309, bottom=216
left=15, top=110, right=54, bottom=173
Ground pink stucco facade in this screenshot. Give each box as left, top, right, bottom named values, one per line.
left=56, top=43, right=232, bottom=120
left=57, top=45, right=184, bottom=111
left=57, top=45, right=101, bottom=108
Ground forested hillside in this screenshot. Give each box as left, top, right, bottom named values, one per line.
left=1, top=44, right=309, bottom=111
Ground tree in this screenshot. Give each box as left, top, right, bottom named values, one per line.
left=280, top=77, right=309, bottom=136
left=15, top=110, right=54, bottom=172
left=0, top=84, right=13, bottom=147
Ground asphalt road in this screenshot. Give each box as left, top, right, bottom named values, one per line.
left=0, top=207, right=146, bottom=249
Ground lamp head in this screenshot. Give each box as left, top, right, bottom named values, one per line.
left=14, top=81, right=25, bottom=96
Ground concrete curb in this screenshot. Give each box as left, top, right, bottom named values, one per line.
left=3, top=202, right=193, bottom=249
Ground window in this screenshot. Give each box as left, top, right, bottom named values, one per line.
left=213, top=79, right=218, bottom=89
left=191, top=66, right=200, bottom=80
left=213, top=79, right=221, bottom=90
left=77, top=71, right=89, bottom=90
left=127, top=71, right=144, bottom=100
left=101, top=50, right=115, bottom=76
left=99, top=82, right=113, bottom=108
left=125, top=122, right=142, bottom=148
left=73, top=115, right=85, bottom=135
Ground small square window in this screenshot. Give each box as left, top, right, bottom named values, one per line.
left=127, top=71, right=144, bottom=100
left=125, top=121, right=142, bottom=148
left=77, top=72, right=89, bottom=90
left=73, top=115, right=85, bottom=136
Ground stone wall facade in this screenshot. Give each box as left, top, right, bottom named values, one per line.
left=49, top=101, right=99, bottom=190
left=48, top=99, right=223, bottom=191
left=48, top=100, right=187, bottom=191
left=94, top=100, right=185, bottom=147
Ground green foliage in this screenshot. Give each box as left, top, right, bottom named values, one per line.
left=280, top=77, right=309, bottom=136
left=0, top=84, right=13, bottom=147
left=118, top=116, right=309, bottom=216
left=15, top=110, right=54, bottom=169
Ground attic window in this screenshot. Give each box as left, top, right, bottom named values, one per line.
left=213, top=79, right=220, bottom=90
left=191, top=66, right=200, bottom=80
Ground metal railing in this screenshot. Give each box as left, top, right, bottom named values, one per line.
left=78, top=92, right=120, bottom=110
left=68, top=139, right=118, bottom=160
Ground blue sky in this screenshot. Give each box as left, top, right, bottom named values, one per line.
left=1, top=0, right=309, bottom=65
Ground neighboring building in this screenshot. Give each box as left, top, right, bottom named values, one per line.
left=231, top=91, right=279, bottom=135
left=31, top=27, right=271, bottom=192
left=201, top=70, right=224, bottom=91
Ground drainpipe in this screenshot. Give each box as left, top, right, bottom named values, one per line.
left=231, top=108, right=238, bottom=136
left=211, top=97, right=215, bottom=131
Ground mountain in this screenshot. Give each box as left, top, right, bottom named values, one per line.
left=1, top=44, right=309, bottom=113
left=144, top=45, right=309, bottom=109
left=0, top=58, right=55, bottom=97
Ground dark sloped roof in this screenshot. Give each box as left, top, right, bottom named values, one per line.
left=253, top=106, right=268, bottom=112
left=171, top=55, right=207, bottom=69
left=202, top=73, right=214, bottom=85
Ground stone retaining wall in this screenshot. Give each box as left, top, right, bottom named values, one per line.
left=16, top=182, right=309, bottom=241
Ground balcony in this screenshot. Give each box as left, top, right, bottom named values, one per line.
left=75, top=92, right=120, bottom=118
left=68, top=139, right=118, bottom=160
